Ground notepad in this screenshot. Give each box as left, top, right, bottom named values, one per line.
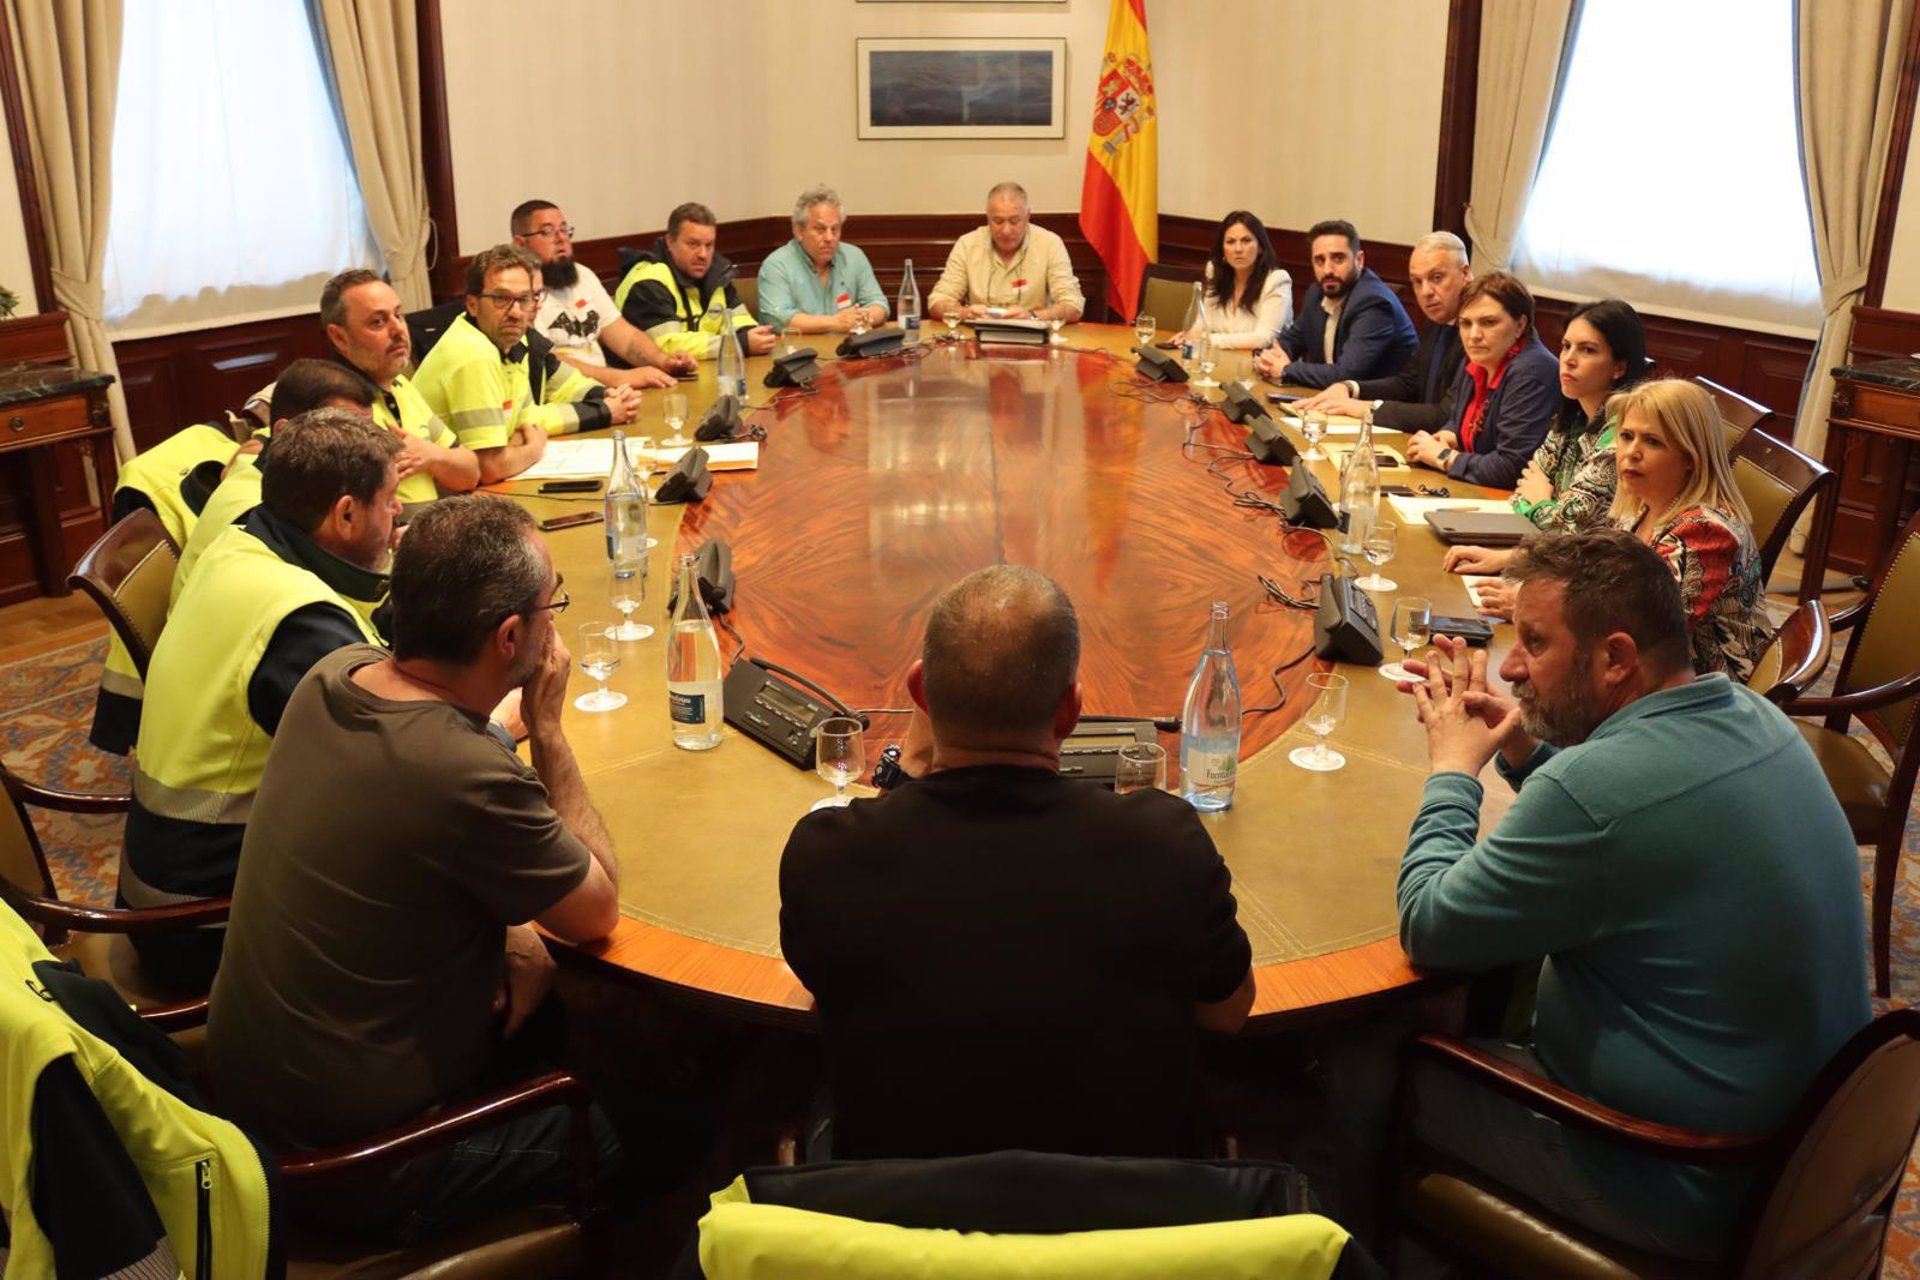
left=515, top=437, right=760, bottom=480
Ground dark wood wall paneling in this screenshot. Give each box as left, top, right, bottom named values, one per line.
left=1827, top=307, right=1920, bottom=569
left=0, top=313, right=104, bottom=606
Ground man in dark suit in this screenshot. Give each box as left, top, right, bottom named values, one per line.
left=1253, top=219, right=1418, bottom=389
left=1295, top=230, right=1471, bottom=431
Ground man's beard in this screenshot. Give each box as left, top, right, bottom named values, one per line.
left=1513, top=663, right=1607, bottom=747
left=1321, top=273, right=1350, bottom=299
left=541, top=258, right=580, bottom=290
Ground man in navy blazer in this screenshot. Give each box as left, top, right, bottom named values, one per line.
left=1253, top=220, right=1418, bottom=390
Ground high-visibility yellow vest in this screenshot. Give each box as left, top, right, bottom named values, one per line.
left=94, top=424, right=241, bottom=747
left=134, top=523, right=381, bottom=829
left=0, top=901, right=274, bottom=1278
left=170, top=452, right=262, bottom=609
left=612, top=258, right=759, bottom=360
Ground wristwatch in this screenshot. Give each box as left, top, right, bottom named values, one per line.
left=871, top=743, right=911, bottom=792
left=1438, top=447, right=1456, bottom=470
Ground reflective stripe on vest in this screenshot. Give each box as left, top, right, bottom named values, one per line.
left=133, top=525, right=381, bottom=825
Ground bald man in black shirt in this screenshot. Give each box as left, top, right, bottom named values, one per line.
left=779, top=565, right=1254, bottom=1160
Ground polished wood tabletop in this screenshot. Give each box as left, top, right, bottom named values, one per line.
left=500, top=325, right=1511, bottom=1028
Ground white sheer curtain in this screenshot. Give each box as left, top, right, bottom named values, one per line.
left=102, top=0, right=379, bottom=335
left=1511, top=0, right=1822, bottom=334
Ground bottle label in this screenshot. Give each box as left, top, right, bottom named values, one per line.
left=904, top=315, right=919, bottom=332
left=670, top=691, right=707, bottom=725
left=1189, top=750, right=1237, bottom=788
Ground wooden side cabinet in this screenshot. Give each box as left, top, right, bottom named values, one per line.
left=1802, top=359, right=1920, bottom=600
left=0, top=366, right=118, bottom=597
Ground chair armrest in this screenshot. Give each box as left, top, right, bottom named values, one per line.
left=1827, top=600, right=1867, bottom=632
left=1783, top=669, right=1920, bottom=719
left=278, top=1069, right=599, bottom=1201
left=1, top=772, right=130, bottom=815
left=1404, top=1033, right=1776, bottom=1166
left=0, top=882, right=230, bottom=934
left=139, top=998, right=209, bottom=1034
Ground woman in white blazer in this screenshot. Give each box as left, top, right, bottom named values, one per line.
left=1193, top=210, right=1292, bottom=349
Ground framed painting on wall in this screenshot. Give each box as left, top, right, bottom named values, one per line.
left=856, top=38, right=1068, bottom=139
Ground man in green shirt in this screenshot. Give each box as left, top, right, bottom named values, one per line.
left=414, top=244, right=640, bottom=483
left=756, top=185, right=888, bottom=334
left=1398, top=529, right=1869, bottom=1259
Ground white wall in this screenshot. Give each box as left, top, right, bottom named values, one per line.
left=440, top=0, right=1449, bottom=251
left=0, top=124, right=37, bottom=316
left=1882, top=120, right=1920, bottom=313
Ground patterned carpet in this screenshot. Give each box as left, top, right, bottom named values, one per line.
left=1, top=636, right=1915, bottom=1267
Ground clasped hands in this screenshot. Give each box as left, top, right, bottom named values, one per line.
left=1398, top=634, right=1532, bottom=777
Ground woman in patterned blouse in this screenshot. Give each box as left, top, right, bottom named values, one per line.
left=1607, top=379, right=1770, bottom=679
left=1442, top=300, right=1647, bottom=614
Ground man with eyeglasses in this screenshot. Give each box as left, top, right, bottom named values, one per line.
left=414, top=244, right=641, bottom=483
left=511, top=199, right=695, bottom=390
left=210, top=495, right=679, bottom=1240
left=614, top=201, right=777, bottom=360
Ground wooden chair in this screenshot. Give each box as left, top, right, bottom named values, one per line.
left=67, top=508, right=179, bottom=681
left=1727, top=427, right=1833, bottom=584
left=1694, top=375, right=1776, bottom=450
left=733, top=273, right=759, bottom=319
left=1137, top=262, right=1201, bottom=334
left=1391, top=1009, right=1920, bottom=1279
left=1745, top=601, right=1832, bottom=707
left=0, top=763, right=225, bottom=1020
left=1782, top=508, right=1920, bottom=996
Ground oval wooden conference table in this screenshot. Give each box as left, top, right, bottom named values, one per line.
left=496, top=325, right=1509, bottom=1030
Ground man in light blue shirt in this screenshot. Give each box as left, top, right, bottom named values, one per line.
left=756, top=186, right=889, bottom=334
left=1397, top=529, right=1869, bottom=1261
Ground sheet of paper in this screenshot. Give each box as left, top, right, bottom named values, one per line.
left=642, top=441, right=759, bottom=471
left=1276, top=408, right=1368, bottom=434
left=515, top=437, right=614, bottom=480
left=1461, top=574, right=1508, bottom=619
left=1385, top=495, right=1515, bottom=522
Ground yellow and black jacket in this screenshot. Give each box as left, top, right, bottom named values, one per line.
left=410, top=313, right=609, bottom=451
left=613, top=238, right=758, bottom=361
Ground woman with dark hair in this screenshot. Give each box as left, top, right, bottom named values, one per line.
left=1445, top=300, right=1651, bottom=614
left=1405, top=271, right=1557, bottom=488
left=1189, top=211, right=1291, bottom=349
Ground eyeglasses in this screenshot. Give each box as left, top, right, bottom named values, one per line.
left=525, top=224, right=575, bottom=240
left=478, top=291, right=542, bottom=312
left=527, top=586, right=570, bottom=616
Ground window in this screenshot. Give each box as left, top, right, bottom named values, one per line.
left=1511, top=0, right=1821, bottom=334
left=103, top=0, right=379, bottom=335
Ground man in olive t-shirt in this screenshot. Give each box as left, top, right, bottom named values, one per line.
left=208, top=495, right=624, bottom=1238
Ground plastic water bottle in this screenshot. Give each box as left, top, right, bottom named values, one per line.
left=716, top=303, right=748, bottom=401
left=1179, top=281, right=1204, bottom=361
left=667, top=553, right=725, bottom=751
left=604, top=430, right=648, bottom=565
left=1340, top=415, right=1380, bottom=556
left=1180, top=601, right=1241, bottom=812
left=899, top=258, right=921, bottom=345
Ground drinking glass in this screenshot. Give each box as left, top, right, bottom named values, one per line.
left=1357, top=520, right=1399, bottom=592
left=848, top=309, right=870, bottom=337
left=573, top=621, right=626, bottom=712
left=811, top=716, right=866, bottom=810
left=1381, top=597, right=1431, bottom=682
left=779, top=325, right=801, bottom=356
left=1114, top=743, right=1168, bottom=794
left=943, top=312, right=961, bottom=341
left=661, top=392, right=690, bottom=449
left=1135, top=313, right=1156, bottom=348
left=631, top=434, right=659, bottom=548
left=1192, top=332, right=1219, bottom=389
left=1049, top=316, right=1067, bottom=346
left=609, top=560, right=652, bottom=642
left=1301, top=410, right=1329, bottom=461
left=1289, top=672, right=1348, bottom=771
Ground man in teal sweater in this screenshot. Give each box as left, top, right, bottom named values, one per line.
left=1397, top=529, right=1869, bottom=1259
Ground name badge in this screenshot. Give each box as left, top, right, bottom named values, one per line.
left=835, top=292, right=852, bottom=310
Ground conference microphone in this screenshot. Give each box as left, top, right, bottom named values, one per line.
left=653, top=445, right=713, bottom=504
left=1278, top=462, right=1338, bottom=528
left=765, top=347, right=820, bottom=388
left=1133, top=344, right=1188, bottom=383
left=1222, top=382, right=1264, bottom=423
left=838, top=328, right=906, bottom=359
left=1246, top=413, right=1300, bottom=466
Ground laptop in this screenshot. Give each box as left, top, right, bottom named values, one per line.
left=1424, top=509, right=1539, bottom=546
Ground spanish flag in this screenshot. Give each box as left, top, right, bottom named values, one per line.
left=1079, top=0, right=1157, bottom=323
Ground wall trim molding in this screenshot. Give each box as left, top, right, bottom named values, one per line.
left=1864, top=0, right=1920, bottom=307
left=0, top=2, right=54, bottom=313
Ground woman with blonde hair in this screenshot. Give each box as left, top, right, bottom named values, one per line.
left=1605, top=378, right=1768, bottom=679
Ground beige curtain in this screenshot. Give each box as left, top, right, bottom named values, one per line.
left=1462, top=0, right=1579, bottom=272
left=1793, top=0, right=1912, bottom=467
left=310, top=0, right=432, bottom=309
left=6, top=0, right=131, bottom=458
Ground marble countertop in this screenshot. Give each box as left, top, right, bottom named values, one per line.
left=1835, top=356, right=1920, bottom=391
left=0, top=364, right=114, bottom=408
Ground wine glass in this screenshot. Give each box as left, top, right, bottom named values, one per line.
left=1192, top=331, right=1219, bottom=390
left=1301, top=410, right=1329, bottom=461
left=811, top=716, right=865, bottom=811
left=943, top=312, right=961, bottom=341
left=1289, top=672, right=1348, bottom=771
left=1381, top=597, right=1431, bottom=682
left=631, top=434, right=659, bottom=549
left=779, top=325, right=801, bottom=357
left=848, top=308, right=870, bottom=337
left=573, top=621, right=626, bottom=712
left=1357, top=521, right=1399, bottom=592
left=661, top=392, right=690, bottom=449
left=1135, top=313, right=1156, bottom=348
left=609, top=560, right=651, bottom=642
left=1114, top=743, right=1167, bottom=794
left=1049, top=316, right=1067, bottom=346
